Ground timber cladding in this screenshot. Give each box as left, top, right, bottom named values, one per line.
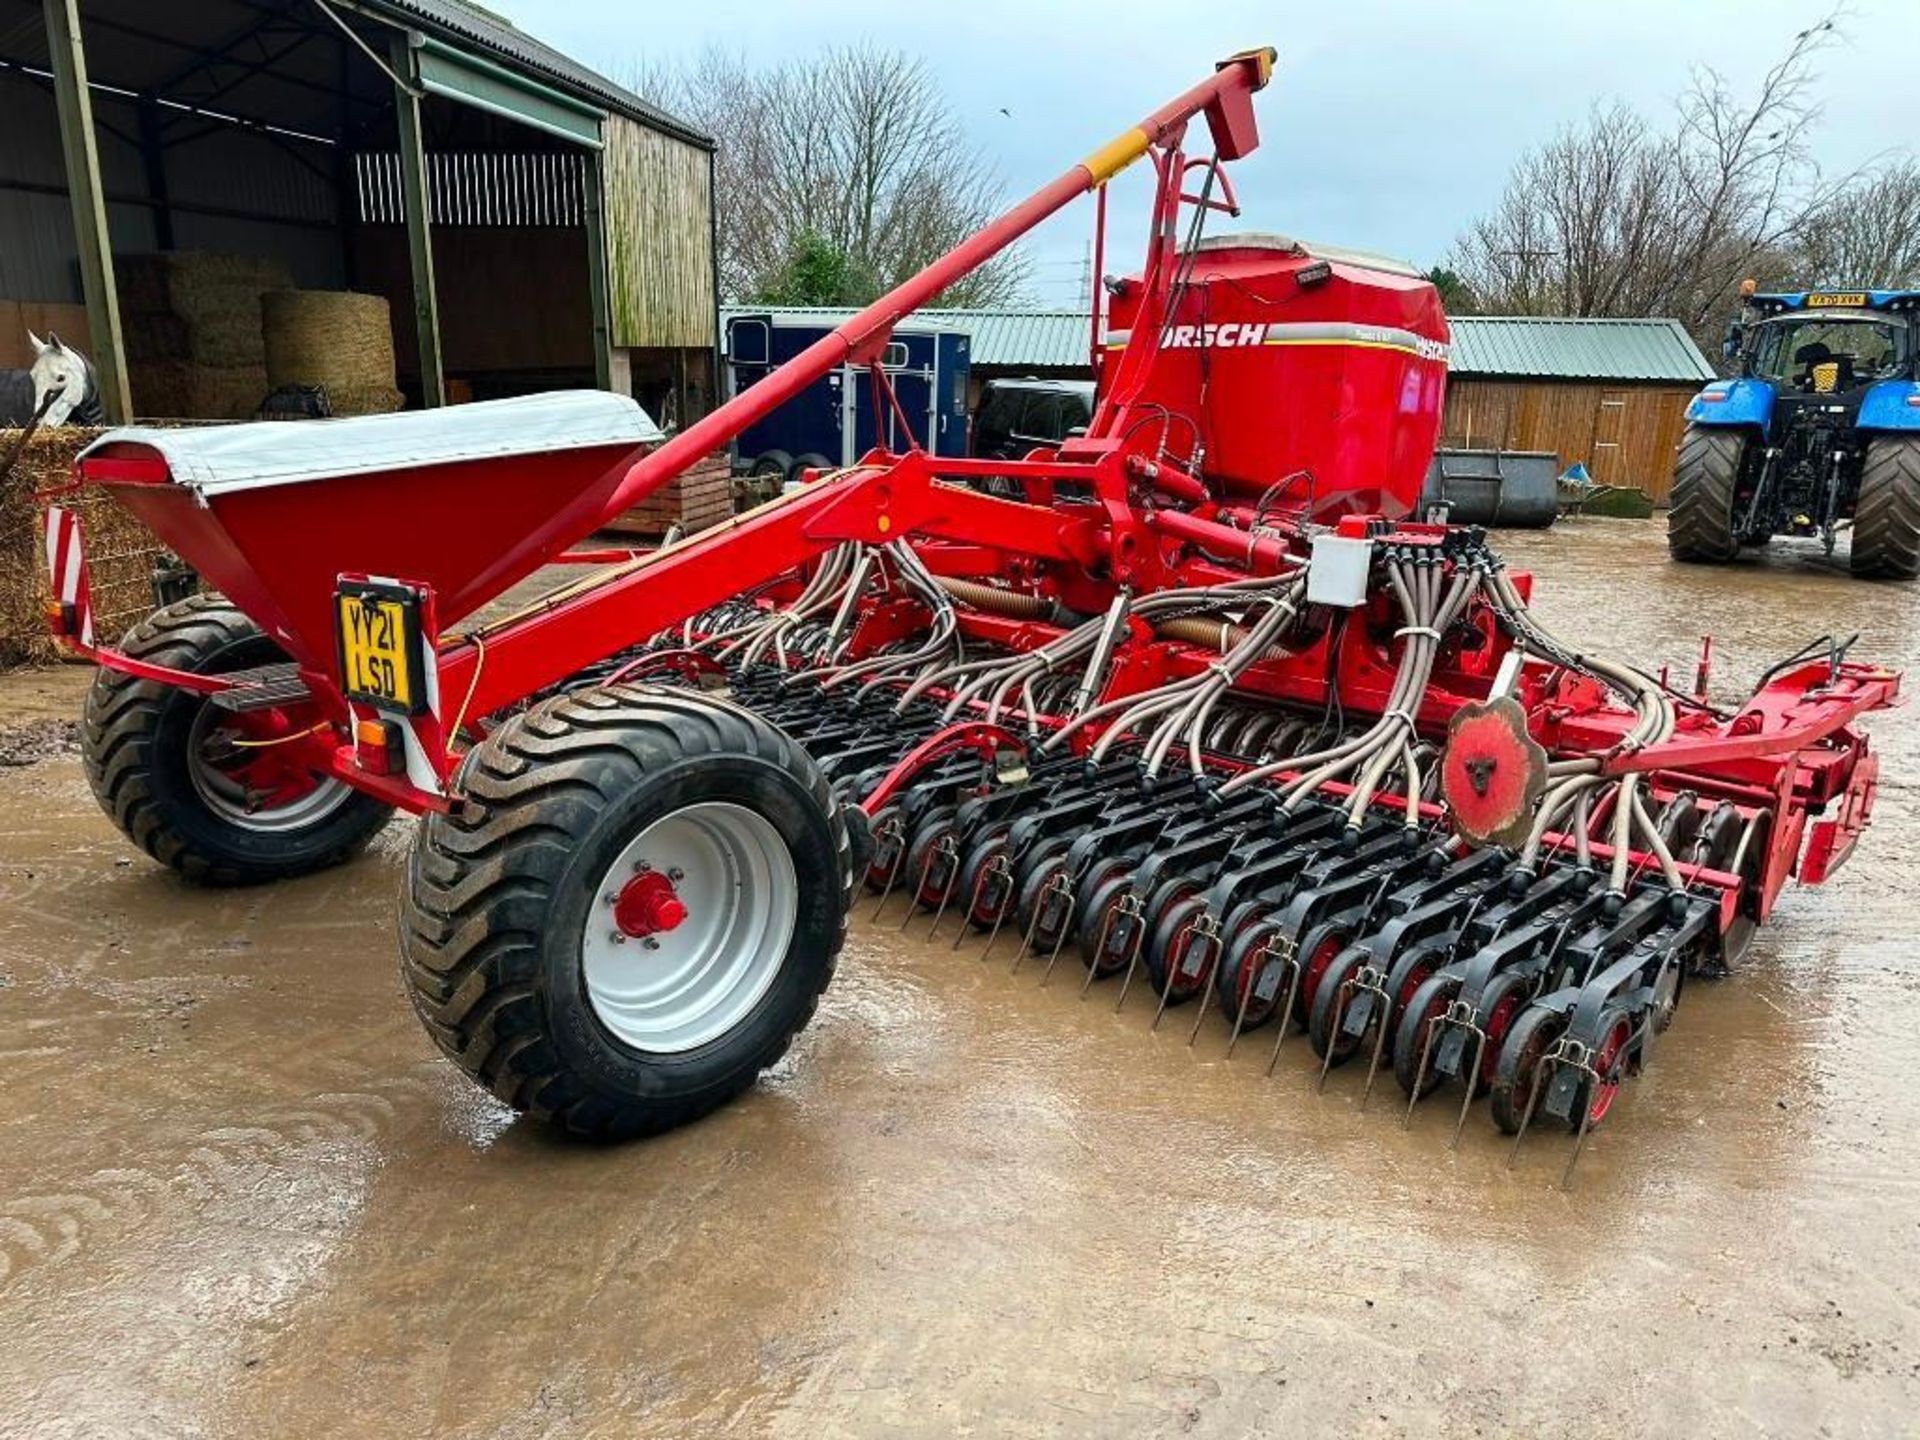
left=1440, top=379, right=1697, bottom=503
left=604, top=115, right=716, bottom=351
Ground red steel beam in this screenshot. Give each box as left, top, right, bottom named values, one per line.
left=585, top=49, right=1275, bottom=533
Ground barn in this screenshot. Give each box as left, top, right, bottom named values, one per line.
left=1440, top=317, right=1716, bottom=502
left=1, top=0, right=718, bottom=425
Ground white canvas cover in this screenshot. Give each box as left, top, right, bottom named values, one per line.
left=80, top=391, right=664, bottom=496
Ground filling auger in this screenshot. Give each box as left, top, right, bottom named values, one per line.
left=45, top=49, right=1895, bottom=1178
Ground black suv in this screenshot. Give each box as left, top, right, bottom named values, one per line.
left=971, top=378, right=1096, bottom=458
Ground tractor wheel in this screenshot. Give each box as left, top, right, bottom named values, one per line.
left=399, top=685, right=850, bottom=1141
left=1667, top=425, right=1746, bottom=563
left=1850, top=435, right=1920, bottom=579
left=81, top=593, right=391, bottom=886
left=791, top=451, right=833, bottom=485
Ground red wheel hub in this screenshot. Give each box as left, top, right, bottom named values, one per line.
left=615, top=870, right=688, bottom=938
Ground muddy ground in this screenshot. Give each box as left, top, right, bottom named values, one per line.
left=0, top=517, right=1916, bottom=1438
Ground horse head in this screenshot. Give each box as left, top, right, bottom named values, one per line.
left=26, top=330, right=100, bottom=426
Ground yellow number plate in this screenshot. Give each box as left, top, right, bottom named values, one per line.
left=1807, top=291, right=1867, bottom=308
left=335, top=583, right=425, bottom=714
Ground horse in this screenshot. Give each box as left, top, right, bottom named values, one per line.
left=0, top=331, right=103, bottom=429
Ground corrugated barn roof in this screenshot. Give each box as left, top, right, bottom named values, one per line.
left=369, top=0, right=711, bottom=146
left=722, top=308, right=1095, bottom=369
left=724, top=309, right=1716, bottom=383
left=1448, top=317, right=1715, bottom=383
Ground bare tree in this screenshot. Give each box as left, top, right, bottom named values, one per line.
left=629, top=46, right=1028, bottom=307
left=1448, top=15, right=1857, bottom=345
left=1792, top=161, right=1920, bottom=287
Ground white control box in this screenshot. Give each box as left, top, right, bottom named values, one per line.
left=1306, top=533, right=1373, bottom=608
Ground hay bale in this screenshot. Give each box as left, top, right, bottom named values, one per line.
left=321, top=383, right=404, bottom=418
left=129, top=361, right=267, bottom=421
left=116, top=252, right=291, bottom=368
left=0, top=426, right=172, bottom=668
left=262, top=291, right=399, bottom=406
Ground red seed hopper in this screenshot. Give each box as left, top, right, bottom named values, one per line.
left=74, top=392, right=663, bottom=675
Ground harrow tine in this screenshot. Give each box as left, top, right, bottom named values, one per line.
left=922, top=835, right=960, bottom=941
left=899, top=840, right=941, bottom=932
left=1404, top=1013, right=1443, bottom=1130
left=1505, top=1055, right=1554, bottom=1169
left=1112, top=899, right=1149, bottom=1013
left=1561, top=1103, right=1595, bottom=1191
left=1150, top=935, right=1185, bottom=1032
left=1316, top=975, right=1356, bottom=1092
left=1358, top=974, right=1393, bottom=1110
left=1228, top=940, right=1274, bottom=1052
left=1224, top=955, right=1258, bottom=1059
left=956, top=854, right=1005, bottom=954
left=1081, top=896, right=1125, bottom=998
left=1264, top=948, right=1304, bottom=1078
left=1011, top=872, right=1070, bottom=976
left=978, top=868, right=1015, bottom=962
left=1184, top=921, right=1223, bottom=1045
left=1009, top=887, right=1047, bottom=971
left=1449, top=1027, right=1490, bottom=1150
left=868, top=818, right=907, bottom=922
left=1038, top=888, right=1080, bottom=986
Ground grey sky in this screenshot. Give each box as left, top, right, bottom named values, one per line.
left=489, top=0, right=1917, bottom=306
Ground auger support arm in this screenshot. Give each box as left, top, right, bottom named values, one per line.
left=585, top=49, right=1276, bottom=536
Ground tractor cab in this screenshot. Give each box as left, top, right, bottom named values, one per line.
left=1751, top=309, right=1908, bottom=393
left=1671, top=288, right=1920, bottom=577
left=1735, top=293, right=1916, bottom=399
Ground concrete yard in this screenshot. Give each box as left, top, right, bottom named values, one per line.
left=1, top=517, right=1916, bottom=1438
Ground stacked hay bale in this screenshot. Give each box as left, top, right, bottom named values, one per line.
left=604, top=450, right=733, bottom=541
left=262, top=290, right=403, bottom=416
left=0, top=427, right=169, bottom=667
left=118, top=252, right=288, bottom=420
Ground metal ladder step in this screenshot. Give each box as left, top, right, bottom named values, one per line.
left=208, top=662, right=311, bottom=713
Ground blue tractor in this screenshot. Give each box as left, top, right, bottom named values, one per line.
left=1670, top=287, right=1920, bottom=578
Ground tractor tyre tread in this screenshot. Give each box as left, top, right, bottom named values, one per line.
left=1851, top=435, right=1920, bottom=579
left=81, top=593, right=389, bottom=886
left=1667, top=425, right=1745, bottom=563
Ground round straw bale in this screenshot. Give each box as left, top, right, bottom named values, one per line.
left=262, top=291, right=398, bottom=395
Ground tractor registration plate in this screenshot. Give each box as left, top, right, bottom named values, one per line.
left=335, top=580, right=427, bottom=715
left=1807, top=291, right=1867, bottom=308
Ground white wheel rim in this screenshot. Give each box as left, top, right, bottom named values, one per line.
left=185, top=705, right=354, bottom=833
left=582, top=801, right=799, bottom=1054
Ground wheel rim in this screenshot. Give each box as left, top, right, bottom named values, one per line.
left=1480, top=983, right=1526, bottom=1089
left=1298, top=931, right=1348, bottom=1018
left=1585, top=1016, right=1633, bottom=1127
left=185, top=702, right=352, bottom=833
left=582, top=801, right=798, bottom=1054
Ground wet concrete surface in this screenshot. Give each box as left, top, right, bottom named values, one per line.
left=1, top=517, right=1916, bottom=1437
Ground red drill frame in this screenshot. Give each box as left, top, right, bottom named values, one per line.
left=48, top=44, right=1896, bottom=927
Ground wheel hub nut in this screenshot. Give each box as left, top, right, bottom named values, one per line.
left=614, top=870, right=688, bottom=939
